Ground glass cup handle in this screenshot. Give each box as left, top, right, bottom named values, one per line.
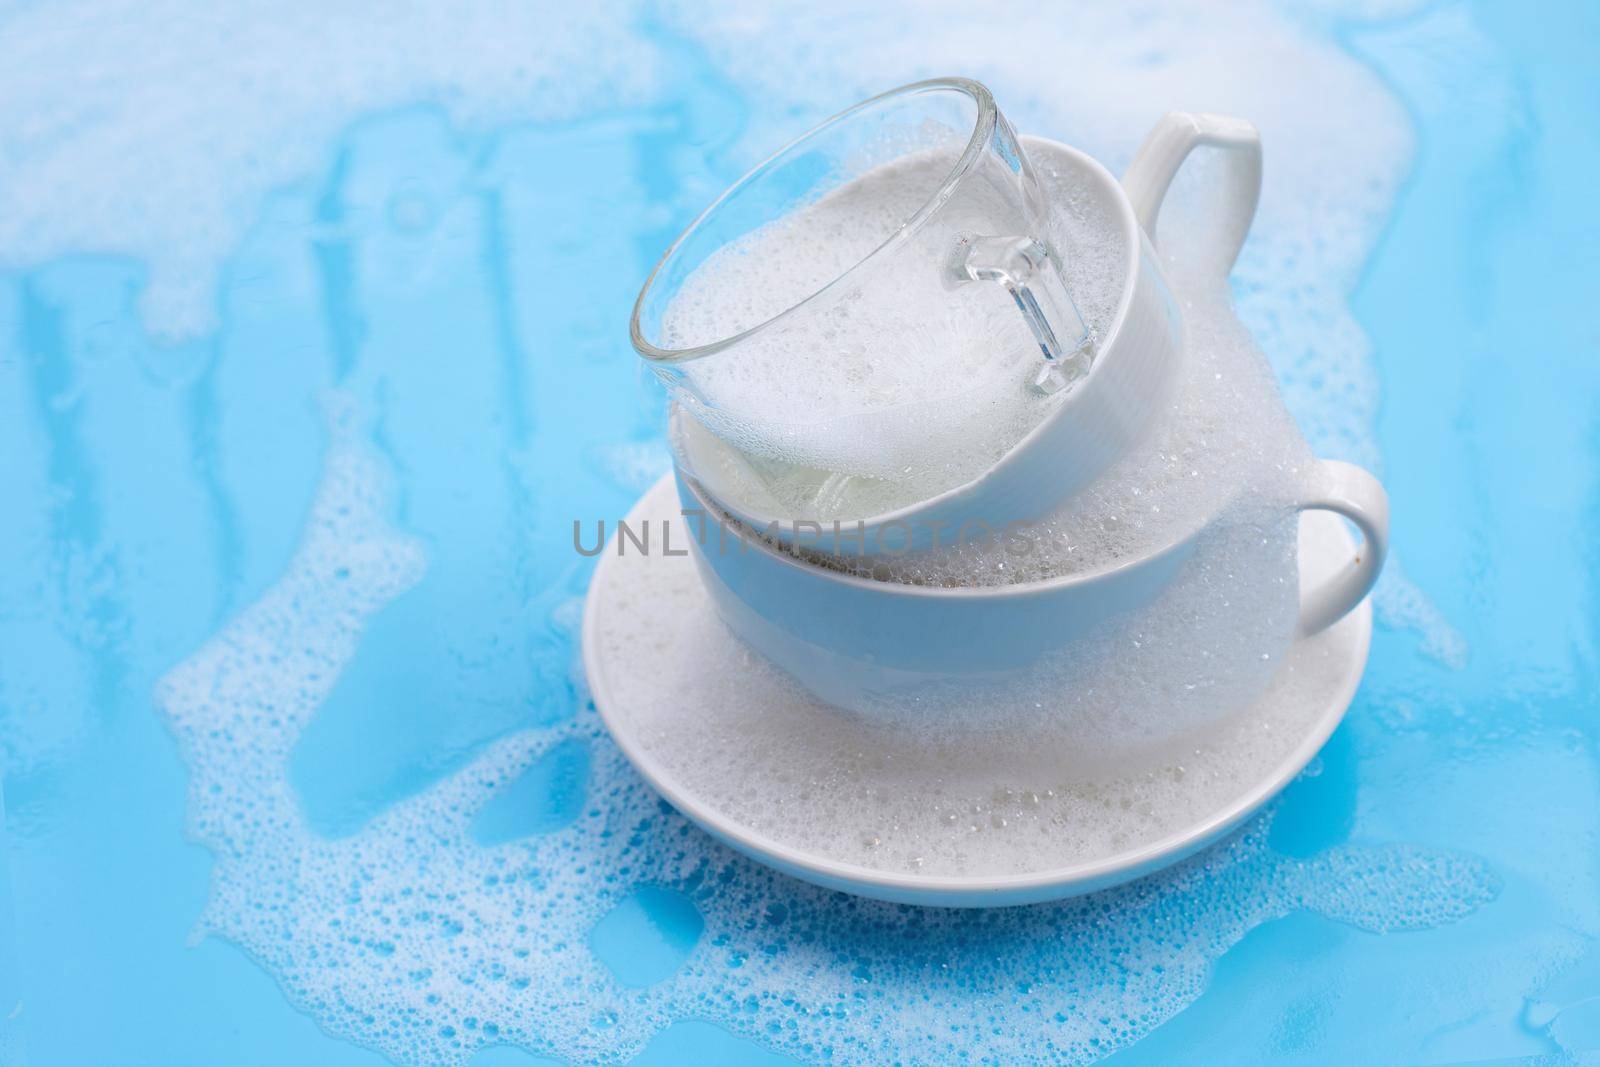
left=948, top=234, right=1093, bottom=395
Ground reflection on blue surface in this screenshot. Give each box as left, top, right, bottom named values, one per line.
left=590, top=888, right=706, bottom=989
left=472, top=739, right=592, bottom=846
left=0, top=1, right=1596, bottom=1063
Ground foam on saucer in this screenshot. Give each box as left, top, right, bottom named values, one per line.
left=591, top=475, right=1358, bottom=881
left=154, top=418, right=1494, bottom=1067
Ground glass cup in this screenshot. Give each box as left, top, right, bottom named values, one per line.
left=630, top=78, right=1093, bottom=509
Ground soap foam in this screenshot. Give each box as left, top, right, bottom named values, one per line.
left=659, top=147, right=1127, bottom=498
left=677, top=199, right=1318, bottom=742
left=0, top=1, right=657, bottom=338
left=0, top=0, right=1483, bottom=1061
left=157, top=406, right=1497, bottom=1066
left=606, top=476, right=1302, bottom=876
left=784, top=223, right=1314, bottom=587
left=0, top=0, right=1462, bottom=658
left=655, top=0, right=1464, bottom=662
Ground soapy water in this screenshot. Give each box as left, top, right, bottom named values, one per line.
left=595, top=478, right=1304, bottom=876
left=0, top=0, right=1498, bottom=1061
left=0, top=0, right=660, bottom=339
left=641, top=0, right=1462, bottom=657
left=797, top=266, right=1313, bottom=587
left=659, top=145, right=1126, bottom=497
left=666, top=165, right=1322, bottom=743
left=0, top=0, right=1459, bottom=647
left=660, top=148, right=974, bottom=353
left=664, top=143, right=1129, bottom=513
left=684, top=245, right=1313, bottom=749
left=157, top=403, right=1496, bottom=1065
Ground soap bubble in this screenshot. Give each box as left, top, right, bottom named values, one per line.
left=662, top=146, right=1128, bottom=505
left=155, top=391, right=1495, bottom=1065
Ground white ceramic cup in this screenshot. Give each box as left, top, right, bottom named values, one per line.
left=675, top=458, right=1387, bottom=713
left=675, top=114, right=1264, bottom=557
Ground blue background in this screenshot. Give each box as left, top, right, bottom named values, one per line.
left=1, top=2, right=1598, bottom=1063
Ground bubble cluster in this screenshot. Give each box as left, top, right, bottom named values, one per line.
left=0, top=0, right=1462, bottom=661
left=655, top=0, right=1464, bottom=662
left=0, top=1, right=659, bottom=339
left=786, top=252, right=1314, bottom=588
left=154, top=395, right=1497, bottom=1066
left=665, top=199, right=1318, bottom=741
left=79, top=0, right=1490, bottom=1062
left=660, top=145, right=1128, bottom=503
left=597, top=476, right=1300, bottom=877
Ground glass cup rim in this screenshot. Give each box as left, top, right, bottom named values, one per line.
left=630, top=76, right=999, bottom=366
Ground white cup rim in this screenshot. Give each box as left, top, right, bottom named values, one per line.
left=678, top=468, right=1220, bottom=603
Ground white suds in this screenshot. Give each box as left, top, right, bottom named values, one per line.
left=659, top=147, right=1126, bottom=498
left=156, top=419, right=1496, bottom=1065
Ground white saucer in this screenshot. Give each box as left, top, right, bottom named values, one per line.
left=583, top=474, right=1371, bottom=907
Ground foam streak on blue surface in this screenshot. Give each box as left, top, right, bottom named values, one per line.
left=0, top=1, right=1596, bottom=1064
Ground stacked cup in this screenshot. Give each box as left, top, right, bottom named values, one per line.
left=630, top=78, right=1387, bottom=717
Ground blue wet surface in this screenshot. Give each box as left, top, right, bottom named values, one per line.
left=1, top=2, right=1598, bottom=1064
left=590, top=888, right=706, bottom=990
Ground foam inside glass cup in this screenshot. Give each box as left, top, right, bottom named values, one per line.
left=631, top=78, right=1093, bottom=511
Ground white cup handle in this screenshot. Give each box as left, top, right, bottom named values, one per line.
left=1296, top=459, right=1389, bottom=636
left=1122, top=112, right=1263, bottom=278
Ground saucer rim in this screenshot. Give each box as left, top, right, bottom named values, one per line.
left=584, top=473, right=1371, bottom=903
